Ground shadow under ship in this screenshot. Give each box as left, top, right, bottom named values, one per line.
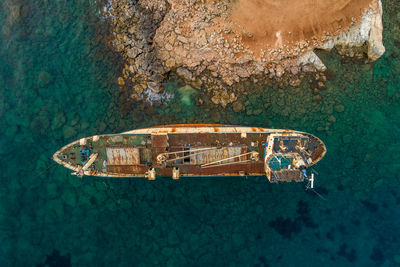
left=53, top=124, right=326, bottom=183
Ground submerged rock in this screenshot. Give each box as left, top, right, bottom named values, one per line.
left=176, top=67, right=193, bottom=81
left=52, top=112, right=66, bottom=130
left=117, top=77, right=125, bottom=86
left=147, top=81, right=161, bottom=93
left=210, top=110, right=221, bottom=122
left=232, top=101, right=243, bottom=112
left=335, top=104, right=345, bottom=113
left=38, top=71, right=52, bottom=87
left=63, top=125, right=76, bottom=139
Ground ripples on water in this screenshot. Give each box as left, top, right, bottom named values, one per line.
left=0, top=0, right=399, bottom=265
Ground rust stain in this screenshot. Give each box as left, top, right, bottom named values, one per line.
left=108, top=165, right=147, bottom=174
left=152, top=135, right=169, bottom=147
left=190, top=147, right=243, bottom=165
left=214, top=127, right=219, bottom=132
left=106, top=147, right=140, bottom=165
left=161, top=123, right=231, bottom=128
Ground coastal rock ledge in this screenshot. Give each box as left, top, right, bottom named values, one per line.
left=104, top=0, right=385, bottom=104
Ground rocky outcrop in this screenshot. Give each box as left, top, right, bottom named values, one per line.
left=104, top=0, right=385, bottom=105
left=308, top=0, right=385, bottom=67
left=104, top=0, right=170, bottom=94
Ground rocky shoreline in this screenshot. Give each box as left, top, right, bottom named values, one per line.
left=104, top=0, right=385, bottom=107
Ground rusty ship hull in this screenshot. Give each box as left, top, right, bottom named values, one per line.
left=53, top=124, right=326, bottom=183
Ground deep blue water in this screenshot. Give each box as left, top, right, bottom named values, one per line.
left=1, top=0, right=400, bottom=266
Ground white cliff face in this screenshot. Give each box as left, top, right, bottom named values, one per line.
left=299, top=0, right=385, bottom=69
left=297, top=51, right=327, bottom=72
left=367, top=0, right=385, bottom=61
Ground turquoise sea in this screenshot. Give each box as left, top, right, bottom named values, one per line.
left=1, top=0, right=400, bottom=266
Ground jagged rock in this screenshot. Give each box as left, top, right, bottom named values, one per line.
left=234, top=66, right=249, bottom=78
left=302, top=65, right=316, bottom=72
left=127, top=47, right=141, bottom=58
left=297, top=51, right=326, bottom=72
left=165, top=58, right=176, bottom=68
left=290, top=66, right=299, bottom=75
left=134, top=84, right=145, bottom=94
left=191, top=78, right=202, bottom=89
left=176, top=67, right=193, bottom=81
left=275, top=65, right=285, bottom=77
left=177, top=36, right=188, bottom=44
left=147, top=81, right=161, bottom=93
left=117, top=77, right=125, bottom=86
left=197, top=30, right=207, bottom=46
left=165, top=43, right=173, bottom=51
left=159, top=50, right=170, bottom=61
left=211, top=95, right=220, bottom=105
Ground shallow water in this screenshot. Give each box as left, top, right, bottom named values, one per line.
left=1, top=0, right=400, bottom=266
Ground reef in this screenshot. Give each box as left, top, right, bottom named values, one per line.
left=104, top=0, right=385, bottom=106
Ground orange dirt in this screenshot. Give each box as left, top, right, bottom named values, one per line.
left=229, top=0, right=373, bottom=55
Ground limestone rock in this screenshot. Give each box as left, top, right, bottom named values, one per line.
left=165, top=58, right=176, bottom=68
left=134, top=84, right=145, bottom=94
left=318, top=0, right=385, bottom=62
left=176, top=67, right=193, bottom=81
left=117, top=77, right=125, bottom=86
left=367, top=1, right=385, bottom=61
left=275, top=65, right=285, bottom=78
left=127, top=47, right=142, bottom=59
left=297, top=51, right=326, bottom=72
left=147, top=81, right=161, bottom=93
left=159, top=50, right=170, bottom=61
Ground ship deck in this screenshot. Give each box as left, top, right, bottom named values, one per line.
left=61, top=132, right=270, bottom=177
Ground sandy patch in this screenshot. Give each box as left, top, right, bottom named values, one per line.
left=230, top=0, right=373, bottom=55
